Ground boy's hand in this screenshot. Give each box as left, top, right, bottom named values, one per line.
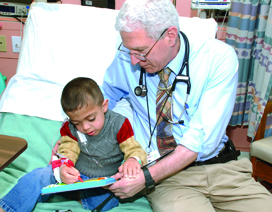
left=60, top=164, right=80, bottom=184
left=119, top=157, right=141, bottom=179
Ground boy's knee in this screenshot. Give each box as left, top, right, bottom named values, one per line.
left=20, top=166, right=54, bottom=184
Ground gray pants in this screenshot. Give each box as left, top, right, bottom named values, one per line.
left=146, top=158, right=272, bottom=212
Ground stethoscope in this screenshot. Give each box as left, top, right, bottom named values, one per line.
left=134, top=31, right=191, bottom=151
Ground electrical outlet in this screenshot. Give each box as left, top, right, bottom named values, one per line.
left=12, top=36, right=21, bottom=53
left=0, top=35, right=7, bottom=52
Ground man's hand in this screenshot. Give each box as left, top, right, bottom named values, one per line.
left=109, top=169, right=145, bottom=199
left=109, top=145, right=197, bottom=199
left=59, top=164, right=80, bottom=184
left=118, top=157, right=141, bottom=179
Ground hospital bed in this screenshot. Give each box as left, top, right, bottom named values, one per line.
left=0, top=2, right=217, bottom=211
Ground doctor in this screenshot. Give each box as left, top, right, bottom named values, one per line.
left=102, top=0, right=272, bottom=211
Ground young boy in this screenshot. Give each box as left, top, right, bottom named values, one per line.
left=0, top=77, right=147, bottom=212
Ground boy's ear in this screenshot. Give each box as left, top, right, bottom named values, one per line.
left=102, top=99, right=109, bottom=113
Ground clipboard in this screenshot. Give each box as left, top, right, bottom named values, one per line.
left=41, top=177, right=116, bottom=195
left=142, top=149, right=174, bottom=169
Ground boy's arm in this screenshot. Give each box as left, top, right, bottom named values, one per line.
left=52, top=122, right=80, bottom=170
left=51, top=121, right=81, bottom=183
left=117, top=118, right=147, bottom=165
left=57, top=121, right=80, bottom=165
left=57, top=135, right=80, bottom=165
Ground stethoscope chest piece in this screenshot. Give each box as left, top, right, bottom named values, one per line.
left=134, top=84, right=147, bottom=97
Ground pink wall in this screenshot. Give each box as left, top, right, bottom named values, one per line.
left=227, top=126, right=251, bottom=152
left=61, top=0, right=81, bottom=4
left=0, top=18, right=26, bottom=85
left=63, top=0, right=197, bottom=17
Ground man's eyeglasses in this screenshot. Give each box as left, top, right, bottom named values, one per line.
left=118, top=28, right=168, bottom=61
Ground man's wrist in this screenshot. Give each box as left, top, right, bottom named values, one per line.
left=142, top=166, right=155, bottom=190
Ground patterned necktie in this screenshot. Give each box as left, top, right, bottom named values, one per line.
left=156, top=67, right=177, bottom=156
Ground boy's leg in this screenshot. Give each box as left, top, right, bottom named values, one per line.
left=0, top=165, right=56, bottom=212
left=80, top=187, right=118, bottom=211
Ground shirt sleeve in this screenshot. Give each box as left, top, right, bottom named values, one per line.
left=177, top=42, right=238, bottom=161
left=117, top=118, right=147, bottom=165
left=101, top=52, right=134, bottom=110
left=57, top=121, right=81, bottom=165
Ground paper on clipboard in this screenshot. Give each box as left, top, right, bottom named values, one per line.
left=142, top=149, right=175, bottom=169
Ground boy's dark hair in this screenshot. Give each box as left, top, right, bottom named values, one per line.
left=61, top=77, right=104, bottom=113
